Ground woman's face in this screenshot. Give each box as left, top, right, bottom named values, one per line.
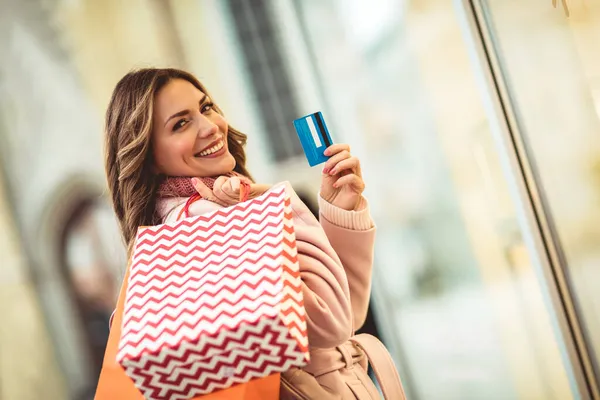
left=152, top=79, right=236, bottom=177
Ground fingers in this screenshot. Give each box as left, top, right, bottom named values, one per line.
left=324, top=143, right=350, bottom=157
left=212, top=176, right=229, bottom=198
left=223, top=177, right=243, bottom=202
left=323, top=150, right=351, bottom=175
left=191, top=178, right=222, bottom=204
left=333, top=173, right=365, bottom=192
left=329, top=156, right=361, bottom=176
left=229, top=177, right=241, bottom=193
left=213, top=176, right=239, bottom=205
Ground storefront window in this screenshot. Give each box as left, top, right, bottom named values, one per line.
left=480, top=0, right=600, bottom=382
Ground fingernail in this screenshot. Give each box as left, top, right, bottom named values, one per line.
left=330, top=168, right=337, bottom=175
left=191, top=178, right=198, bottom=186
left=322, top=167, right=329, bottom=174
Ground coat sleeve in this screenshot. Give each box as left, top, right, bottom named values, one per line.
left=317, top=195, right=376, bottom=331
left=290, top=211, right=354, bottom=348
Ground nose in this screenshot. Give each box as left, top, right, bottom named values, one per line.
left=197, top=114, right=218, bottom=139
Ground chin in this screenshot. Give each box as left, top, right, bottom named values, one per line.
left=206, top=152, right=236, bottom=176
left=222, top=153, right=237, bottom=173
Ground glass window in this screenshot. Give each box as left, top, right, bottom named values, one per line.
left=480, top=0, right=600, bottom=382
left=293, top=0, right=577, bottom=398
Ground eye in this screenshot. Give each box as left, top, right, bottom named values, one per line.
left=173, top=118, right=189, bottom=131
left=201, top=102, right=214, bottom=114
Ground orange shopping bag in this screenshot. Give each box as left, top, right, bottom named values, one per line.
left=95, top=262, right=280, bottom=400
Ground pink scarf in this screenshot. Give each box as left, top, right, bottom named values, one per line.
left=157, top=172, right=250, bottom=198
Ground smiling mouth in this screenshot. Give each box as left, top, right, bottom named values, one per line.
left=195, top=139, right=225, bottom=157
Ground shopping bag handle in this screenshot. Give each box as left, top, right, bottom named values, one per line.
left=177, top=180, right=251, bottom=220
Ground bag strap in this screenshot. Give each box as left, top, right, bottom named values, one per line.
left=177, top=193, right=202, bottom=220
left=176, top=180, right=251, bottom=220
left=350, top=334, right=406, bottom=400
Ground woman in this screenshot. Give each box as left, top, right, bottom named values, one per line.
left=105, top=68, right=379, bottom=399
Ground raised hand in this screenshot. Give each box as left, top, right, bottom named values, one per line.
left=320, top=144, right=366, bottom=211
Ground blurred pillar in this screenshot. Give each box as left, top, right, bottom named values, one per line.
left=52, top=0, right=187, bottom=113
left=0, top=168, right=67, bottom=399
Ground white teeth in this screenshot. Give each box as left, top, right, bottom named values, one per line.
left=198, top=140, right=224, bottom=157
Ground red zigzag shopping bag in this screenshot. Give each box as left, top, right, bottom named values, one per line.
left=97, top=184, right=309, bottom=400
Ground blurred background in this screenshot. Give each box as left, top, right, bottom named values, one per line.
left=0, top=0, right=599, bottom=399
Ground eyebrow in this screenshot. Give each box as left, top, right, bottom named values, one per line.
left=163, top=94, right=209, bottom=127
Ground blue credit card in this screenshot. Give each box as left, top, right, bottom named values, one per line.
left=293, top=111, right=333, bottom=166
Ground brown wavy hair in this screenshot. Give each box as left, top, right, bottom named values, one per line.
left=104, top=68, right=252, bottom=253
